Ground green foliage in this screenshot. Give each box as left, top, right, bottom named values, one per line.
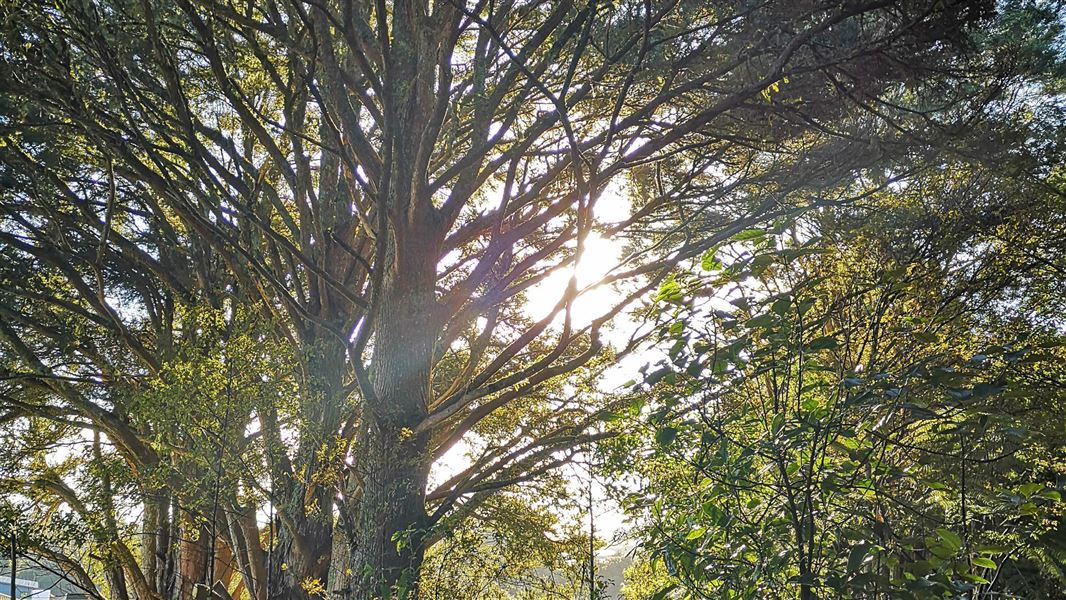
left=420, top=493, right=592, bottom=600
left=614, top=150, right=1066, bottom=598
left=620, top=555, right=676, bottom=600
left=0, top=0, right=1062, bottom=597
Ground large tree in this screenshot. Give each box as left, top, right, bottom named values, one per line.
left=0, top=0, right=1026, bottom=597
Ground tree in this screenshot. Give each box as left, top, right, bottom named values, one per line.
left=420, top=491, right=592, bottom=600
left=0, top=0, right=1022, bottom=597
left=612, top=133, right=1066, bottom=598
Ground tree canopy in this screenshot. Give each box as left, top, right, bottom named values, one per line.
left=0, top=0, right=1063, bottom=599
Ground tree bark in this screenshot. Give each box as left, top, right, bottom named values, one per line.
left=346, top=226, right=440, bottom=598
left=267, top=335, right=347, bottom=600
left=346, top=418, right=430, bottom=599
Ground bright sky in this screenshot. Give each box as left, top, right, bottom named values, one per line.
left=522, top=231, right=625, bottom=326
left=432, top=181, right=643, bottom=543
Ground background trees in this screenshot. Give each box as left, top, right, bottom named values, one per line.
left=0, top=0, right=1057, bottom=598
left=612, top=99, right=1066, bottom=597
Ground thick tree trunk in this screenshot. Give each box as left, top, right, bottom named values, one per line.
left=269, top=522, right=331, bottom=600
left=346, top=419, right=430, bottom=599
left=176, top=520, right=208, bottom=600
left=346, top=238, right=439, bottom=598
left=267, top=336, right=347, bottom=600
left=140, top=490, right=178, bottom=600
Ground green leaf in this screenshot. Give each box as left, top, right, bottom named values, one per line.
left=928, top=543, right=955, bottom=559
left=771, top=297, right=791, bottom=316
left=656, top=277, right=684, bottom=304
left=808, top=336, right=838, bottom=350
left=959, top=572, right=990, bottom=584
left=971, top=557, right=997, bottom=569
left=685, top=526, right=706, bottom=541
left=656, top=427, right=678, bottom=447
left=771, top=413, right=785, bottom=434
left=746, top=313, right=776, bottom=329
left=750, top=254, right=776, bottom=274
left=730, top=297, right=751, bottom=310
left=848, top=544, right=872, bottom=573
left=1018, top=482, right=1043, bottom=498
left=913, top=331, right=939, bottom=344
left=935, top=528, right=962, bottom=553
left=701, top=248, right=723, bottom=271
left=645, top=367, right=671, bottom=386
left=733, top=228, right=766, bottom=241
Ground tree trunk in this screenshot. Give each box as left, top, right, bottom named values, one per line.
left=346, top=418, right=430, bottom=599
left=267, top=514, right=333, bottom=600
left=267, top=336, right=347, bottom=600
left=346, top=241, right=439, bottom=598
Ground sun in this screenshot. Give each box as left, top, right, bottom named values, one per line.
left=522, top=231, right=627, bottom=328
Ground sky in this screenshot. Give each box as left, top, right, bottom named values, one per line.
left=431, top=181, right=647, bottom=546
